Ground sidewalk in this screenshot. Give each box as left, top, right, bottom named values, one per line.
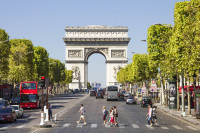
left=154, top=103, right=200, bottom=130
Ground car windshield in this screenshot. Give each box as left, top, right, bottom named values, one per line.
left=107, top=86, right=118, bottom=91
left=20, top=94, right=37, bottom=103
left=128, top=97, right=134, bottom=99
left=11, top=106, right=19, bottom=110
left=0, top=108, right=12, bottom=113
left=121, top=91, right=126, bottom=94
left=22, top=83, right=36, bottom=89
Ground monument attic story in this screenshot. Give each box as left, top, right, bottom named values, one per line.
left=63, top=25, right=131, bottom=45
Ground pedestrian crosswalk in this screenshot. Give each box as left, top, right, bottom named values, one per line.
left=59, top=123, right=197, bottom=131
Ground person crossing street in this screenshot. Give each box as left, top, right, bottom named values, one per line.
left=77, top=104, right=86, bottom=125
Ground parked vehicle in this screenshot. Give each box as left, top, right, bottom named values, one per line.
left=96, top=91, right=104, bottom=99
left=0, top=99, right=10, bottom=108
left=106, top=86, right=119, bottom=101
left=11, top=105, right=23, bottom=118
left=124, top=92, right=131, bottom=98
left=0, top=107, right=17, bottom=123
left=90, top=90, right=96, bottom=96
left=140, top=97, right=152, bottom=107
left=126, top=96, right=136, bottom=104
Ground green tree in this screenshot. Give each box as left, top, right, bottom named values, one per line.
left=0, top=29, right=10, bottom=82
left=33, top=46, right=49, bottom=81
left=9, top=39, right=34, bottom=83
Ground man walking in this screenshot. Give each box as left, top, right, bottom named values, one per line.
left=113, top=106, right=118, bottom=127
left=77, top=104, right=86, bottom=125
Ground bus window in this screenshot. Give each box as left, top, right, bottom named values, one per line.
left=22, top=83, right=36, bottom=89
left=20, top=94, right=37, bottom=103
left=108, top=86, right=118, bottom=91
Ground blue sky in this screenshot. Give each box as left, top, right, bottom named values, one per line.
left=0, top=0, right=185, bottom=87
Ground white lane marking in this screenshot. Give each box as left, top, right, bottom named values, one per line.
left=105, top=124, right=110, bottom=128
left=161, top=126, right=169, bottom=129
left=63, top=123, right=70, bottom=127
left=91, top=124, right=97, bottom=128
left=172, top=125, right=182, bottom=130
left=16, top=124, right=27, bottom=128
left=132, top=124, right=139, bottom=128
left=186, top=126, right=197, bottom=130
left=0, top=126, right=9, bottom=130
left=31, top=129, right=41, bottom=133
left=119, top=124, right=125, bottom=128
left=77, top=123, right=84, bottom=128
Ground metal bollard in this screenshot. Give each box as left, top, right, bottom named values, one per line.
left=40, top=111, right=45, bottom=125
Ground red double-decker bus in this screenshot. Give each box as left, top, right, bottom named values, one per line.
left=20, top=81, right=42, bottom=109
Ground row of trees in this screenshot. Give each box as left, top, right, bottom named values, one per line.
left=117, top=0, right=200, bottom=113
left=0, top=28, right=72, bottom=85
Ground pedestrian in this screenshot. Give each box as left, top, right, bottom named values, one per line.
left=152, top=106, right=158, bottom=125
left=48, top=103, right=53, bottom=121
left=113, top=106, right=118, bottom=127
left=102, top=106, right=109, bottom=126
left=109, top=108, right=115, bottom=127
left=146, top=104, right=153, bottom=127
left=77, top=104, right=86, bottom=125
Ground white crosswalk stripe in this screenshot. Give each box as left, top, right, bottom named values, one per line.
left=91, top=124, right=97, bottom=128
left=16, top=124, right=26, bottom=128
left=132, top=124, right=139, bottom=128
left=186, top=126, right=197, bottom=130
left=118, top=124, right=125, bottom=128
left=105, top=124, right=110, bottom=128
left=77, top=123, right=84, bottom=128
left=172, top=125, right=182, bottom=130
left=63, top=123, right=70, bottom=127
left=160, top=126, right=169, bottom=129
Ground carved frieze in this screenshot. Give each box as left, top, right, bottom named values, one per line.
left=113, top=65, right=122, bottom=80
left=111, top=50, right=125, bottom=58
left=71, top=66, right=80, bottom=80
left=68, top=50, right=82, bottom=58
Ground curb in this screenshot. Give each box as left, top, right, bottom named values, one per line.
left=157, top=107, right=200, bottom=130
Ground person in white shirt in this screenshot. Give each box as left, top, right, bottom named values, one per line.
left=77, top=104, right=86, bottom=125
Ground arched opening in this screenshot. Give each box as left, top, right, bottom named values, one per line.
left=88, top=53, right=106, bottom=88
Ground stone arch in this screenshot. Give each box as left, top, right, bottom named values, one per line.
left=84, top=48, right=108, bottom=62
left=64, top=25, right=130, bottom=89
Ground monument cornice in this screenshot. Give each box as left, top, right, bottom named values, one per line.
left=65, top=60, right=88, bottom=64
left=105, top=60, right=128, bottom=63
left=64, top=41, right=129, bottom=46
left=63, top=38, right=131, bottom=42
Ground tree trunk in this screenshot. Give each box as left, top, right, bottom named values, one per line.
left=187, top=75, right=191, bottom=114
left=177, top=74, right=180, bottom=111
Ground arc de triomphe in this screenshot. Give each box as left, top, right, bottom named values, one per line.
left=63, top=25, right=130, bottom=89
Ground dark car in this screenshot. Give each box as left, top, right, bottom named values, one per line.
left=10, top=97, right=20, bottom=105
left=90, top=90, right=96, bottom=96
left=140, top=98, right=152, bottom=107
left=96, top=91, right=104, bottom=99
left=118, top=91, right=126, bottom=99
left=0, top=107, right=17, bottom=123
left=0, top=100, right=10, bottom=108
left=126, top=96, right=136, bottom=104
left=98, top=90, right=105, bottom=95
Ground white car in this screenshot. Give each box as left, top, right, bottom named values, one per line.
left=11, top=105, right=23, bottom=118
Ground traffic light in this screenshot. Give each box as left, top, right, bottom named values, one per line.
left=41, top=76, right=45, bottom=88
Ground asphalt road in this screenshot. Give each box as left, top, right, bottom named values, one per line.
left=38, top=95, right=199, bottom=133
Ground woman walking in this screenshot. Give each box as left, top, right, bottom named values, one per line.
left=102, top=106, right=109, bottom=126
left=109, top=108, right=115, bottom=127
